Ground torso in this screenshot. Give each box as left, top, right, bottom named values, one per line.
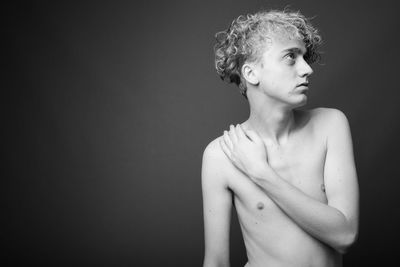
left=222, top=108, right=342, bottom=267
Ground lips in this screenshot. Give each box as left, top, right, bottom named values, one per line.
left=296, top=82, right=309, bottom=94
left=297, top=82, right=309, bottom=87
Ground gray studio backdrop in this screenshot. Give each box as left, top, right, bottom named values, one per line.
left=5, top=0, right=400, bottom=266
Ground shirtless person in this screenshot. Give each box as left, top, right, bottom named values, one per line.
left=201, top=9, right=359, bottom=267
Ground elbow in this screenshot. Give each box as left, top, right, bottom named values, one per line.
left=203, top=254, right=230, bottom=267
left=335, top=230, right=358, bottom=254
left=203, top=260, right=230, bottom=267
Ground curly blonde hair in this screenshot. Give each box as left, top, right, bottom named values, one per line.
left=214, top=9, right=322, bottom=98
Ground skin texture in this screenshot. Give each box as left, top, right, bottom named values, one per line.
left=202, top=36, right=359, bottom=267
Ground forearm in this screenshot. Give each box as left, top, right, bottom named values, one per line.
left=250, top=165, right=357, bottom=253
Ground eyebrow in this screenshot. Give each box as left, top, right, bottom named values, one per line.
left=281, top=47, right=306, bottom=55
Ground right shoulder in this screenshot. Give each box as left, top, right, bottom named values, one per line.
left=202, top=136, right=225, bottom=161
left=201, top=136, right=232, bottom=187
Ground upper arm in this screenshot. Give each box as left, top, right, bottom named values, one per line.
left=323, top=109, right=359, bottom=235
left=201, top=138, right=232, bottom=266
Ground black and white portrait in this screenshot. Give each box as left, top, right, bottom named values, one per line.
left=5, top=0, right=400, bottom=266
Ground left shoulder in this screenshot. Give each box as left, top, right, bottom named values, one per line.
left=309, top=107, right=347, bottom=119
left=307, top=108, right=353, bottom=148
left=295, top=108, right=351, bottom=142
left=306, top=107, right=350, bottom=130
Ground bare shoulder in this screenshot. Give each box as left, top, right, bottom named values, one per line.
left=201, top=136, right=232, bottom=187
left=310, top=107, right=348, bottom=120
left=302, top=107, right=350, bottom=131
left=202, top=136, right=225, bottom=162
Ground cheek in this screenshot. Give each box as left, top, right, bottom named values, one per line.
left=259, top=66, right=293, bottom=89
left=277, top=70, right=297, bottom=86
left=270, top=72, right=291, bottom=87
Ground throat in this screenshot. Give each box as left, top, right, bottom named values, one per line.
left=244, top=109, right=296, bottom=146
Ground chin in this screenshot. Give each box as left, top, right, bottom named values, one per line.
left=291, top=95, right=308, bottom=109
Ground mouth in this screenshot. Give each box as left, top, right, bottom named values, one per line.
left=296, top=82, right=309, bottom=93
left=297, top=82, right=309, bottom=88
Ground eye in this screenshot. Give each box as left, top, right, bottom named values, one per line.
left=284, top=52, right=296, bottom=64
left=286, top=53, right=295, bottom=59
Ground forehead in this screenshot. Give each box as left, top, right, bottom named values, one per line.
left=263, top=34, right=307, bottom=56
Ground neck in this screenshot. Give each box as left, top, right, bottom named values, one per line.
left=243, top=90, right=296, bottom=146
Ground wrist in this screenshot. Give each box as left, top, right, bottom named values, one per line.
left=248, top=162, right=271, bottom=180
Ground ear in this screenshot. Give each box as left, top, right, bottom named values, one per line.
left=241, top=63, right=259, bottom=86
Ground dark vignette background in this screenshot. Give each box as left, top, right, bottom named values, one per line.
left=4, top=0, right=400, bottom=266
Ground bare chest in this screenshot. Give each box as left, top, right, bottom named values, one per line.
left=227, top=132, right=328, bottom=213
left=266, top=137, right=326, bottom=196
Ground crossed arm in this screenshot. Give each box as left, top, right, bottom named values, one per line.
left=219, top=110, right=359, bottom=254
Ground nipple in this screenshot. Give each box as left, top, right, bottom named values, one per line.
left=257, top=202, right=264, bottom=210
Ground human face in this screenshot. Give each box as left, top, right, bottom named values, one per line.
left=254, top=36, right=313, bottom=108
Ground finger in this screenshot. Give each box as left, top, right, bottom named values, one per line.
left=219, top=137, right=231, bottom=159
left=229, top=124, right=238, bottom=143
left=236, top=124, right=247, bottom=140
left=223, top=130, right=233, bottom=150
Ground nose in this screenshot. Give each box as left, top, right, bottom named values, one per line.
left=298, top=57, right=313, bottom=77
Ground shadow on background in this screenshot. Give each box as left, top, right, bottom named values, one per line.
left=4, top=0, right=400, bottom=266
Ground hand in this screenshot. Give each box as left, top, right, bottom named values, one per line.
left=219, top=124, right=268, bottom=177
